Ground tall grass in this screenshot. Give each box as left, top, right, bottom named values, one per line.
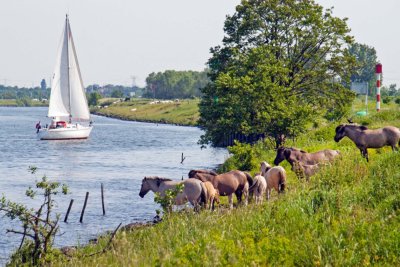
left=14, top=101, right=400, bottom=266
left=51, top=151, right=400, bottom=266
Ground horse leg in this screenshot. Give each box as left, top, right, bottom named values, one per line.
left=364, top=148, right=369, bottom=162
left=193, top=202, right=198, bottom=212
left=266, top=189, right=271, bottom=200
left=243, top=183, right=249, bottom=206
left=228, top=194, right=233, bottom=209
left=359, top=147, right=364, bottom=158
left=235, top=191, right=243, bottom=205
left=391, top=144, right=398, bottom=152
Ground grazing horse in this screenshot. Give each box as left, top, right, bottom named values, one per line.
left=291, top=160, right=321, bottom=181
left=248, top=174, right=267, bottom=204
left=139, top=176, right=207, bottom=210
left=203, top=181, right=220, bottom=210
left=260, top=162, right=286, bottom=199
left=334, top=124, right=400, bottom=162
left=188, top=169, right=253, bottom=209
left=274, top=147, right=340, bottom=167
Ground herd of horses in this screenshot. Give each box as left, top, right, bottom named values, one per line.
left=139, top=124, right=400, bottom=210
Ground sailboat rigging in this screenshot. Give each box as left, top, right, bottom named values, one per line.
left=37, top=15, right=93, bottom=140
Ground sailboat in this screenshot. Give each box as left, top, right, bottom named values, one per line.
left=38, top=15, right=93, bottom=140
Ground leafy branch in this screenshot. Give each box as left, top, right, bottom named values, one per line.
left=0, top=166, right=68, bottom=265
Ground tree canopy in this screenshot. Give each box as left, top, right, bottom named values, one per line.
left=199, top=0, right=356, bottom=147
left=349, top=42, right=377, bottom=84
left=0, top=85, right=50, bottom=100
left=143, top=70, right=209, bottom=99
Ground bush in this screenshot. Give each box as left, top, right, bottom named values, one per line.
left=0, top=167, right=68, bottom=265
left=154, top=184, right=184, bottom=214
left=382, top=96, right=392, bottom=104
left=221, top=141, right=259, bottom=172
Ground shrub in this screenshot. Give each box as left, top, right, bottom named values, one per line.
left=222, top=141, right=259, bottom=172
left=0, top=167, right=68, bottom=265
left=154, top=184, right=184, bottom=213
left=382, top=96, right=392, bottom=104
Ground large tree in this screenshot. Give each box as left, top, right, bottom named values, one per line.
left=349, top=42, right=377, bottom=84
left=199, top=0, right=356, bottom=147
left=144, top=70, right=209, bottom=99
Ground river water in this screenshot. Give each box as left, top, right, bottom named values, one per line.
left=0, top=107, right=227, bottom=265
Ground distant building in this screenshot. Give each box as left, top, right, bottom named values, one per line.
left=41, top=79, right=47, bottom=90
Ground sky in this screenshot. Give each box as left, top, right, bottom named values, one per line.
left=0, top=0, right=399, bottom=88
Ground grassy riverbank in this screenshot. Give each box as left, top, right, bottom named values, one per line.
left=22, top=98, right=396, bottom=266
left=92, top=98, right=200, bottom=126
left=0, top=99, right=48, bottom=107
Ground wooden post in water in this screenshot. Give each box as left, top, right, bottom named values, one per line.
left=64, top=199, right=74, bottom=223
left=80, top=192, right=89, bottom=223
left=101, top=183, right=105, bottom=216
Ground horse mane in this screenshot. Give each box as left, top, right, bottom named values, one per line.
left=144, top=176, right=172, bottom=182
left=288, top=147, right=307, bottom=153
left=189, top=169, right=218, bottom=176
left=345, top=124, right=368, bottom=131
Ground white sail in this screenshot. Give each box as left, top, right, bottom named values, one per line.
left=48, top=20, right=70, bottom=118
left=48, top=16, right=90, bottom=121
left=68, top=21, right=90, bottom=120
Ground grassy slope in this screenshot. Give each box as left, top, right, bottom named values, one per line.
left=93, top=99, right=200, bottom=126
left=32, top=98, right=400, bottom=266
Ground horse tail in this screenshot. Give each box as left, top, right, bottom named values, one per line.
left=199, top=182, right=208, bottom=207
left=244, top=172, right=253, bottom=187
left=248, top=177, right=259, bottom=192
left=278, top=169, right=286, bottom=193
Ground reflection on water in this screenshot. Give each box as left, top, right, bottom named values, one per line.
left=0, top=107, right=227, bottom=264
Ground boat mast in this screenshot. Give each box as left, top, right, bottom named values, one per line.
left=66, top=14, right=72, bottom=123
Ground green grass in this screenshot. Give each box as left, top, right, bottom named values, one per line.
left=50, top=152, right=400, bottom=266
left=9, top=98, right=400, bottom=266
left=93, top=98, right=200, bottom=126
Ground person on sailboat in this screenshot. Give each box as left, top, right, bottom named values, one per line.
left=35, top=121, right=41, bottom=133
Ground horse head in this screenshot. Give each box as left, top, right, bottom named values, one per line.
left=139, top=176, right=171, bottom=198
left=334, top=124, right=347, bottom=142
left=188, top=169, right=217, bottom=182
left=139, top=177, right=151, bottom=198
left=188, top=170, right=199, bottom=178
left=260, top=161, right=272, bottom=176
left=274, top=147, right=291, bottom=165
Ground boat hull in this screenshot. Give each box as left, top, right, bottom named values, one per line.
left=38, top=125, right=93, bottom=140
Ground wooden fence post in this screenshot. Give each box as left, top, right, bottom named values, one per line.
left=64, top=199, right=74, bottom=223
left=80, top=192, right=89, bottom=223
left=101, top=183, right=106, bottom=216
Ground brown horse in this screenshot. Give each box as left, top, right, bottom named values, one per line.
left=334, top=124, right=400, bottom=162
left=188, top=169, right=253, bottom=209
left=260, top=162, right=286, bottom=199
left=291, top=160, right=321, bottom=181
left=203, top=181, right=220, bottom=210
left=274, top=147, right=340, bottom=167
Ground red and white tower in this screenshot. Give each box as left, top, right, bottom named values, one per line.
left=376, top=63, right=382, bottom=112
